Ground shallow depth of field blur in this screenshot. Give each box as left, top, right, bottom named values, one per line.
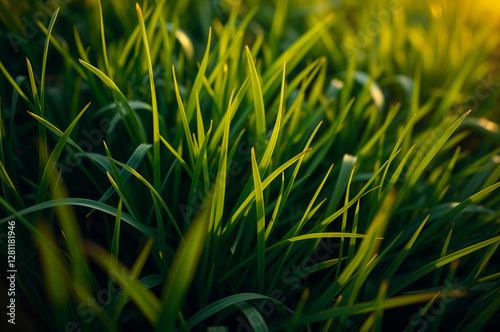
left=1, top=0, right=500, bottom=331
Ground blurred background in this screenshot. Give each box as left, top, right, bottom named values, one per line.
left=1, top=0, right=499, bottom=120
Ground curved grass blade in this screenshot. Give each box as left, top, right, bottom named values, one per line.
left=389, top=236, right=500, bottom=295
left=109, top=158, right=183, bottom=240
left=246, top=46, right=266, bottom=151
left=186, top=293, right=292, bottom=328
left=79, top=59, right=145, bottom=143
left=136, top=3, right=160, bottom=189
left=35, top=102, right=91, bottom=205
left=0, top=198, right=157, bottom=239
left=86, top=241, right=161, bottom=324
left=114, top=238, right=155, bottom=320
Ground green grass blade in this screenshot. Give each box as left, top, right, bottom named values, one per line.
left=35, top=102, right=91, bottom=205
left=251, top=147, right=266, bottom=293
left=108, top=158, right=183, bottom=240
left=0, top=198, right=156, bottom=239
left=186, top=293, right=291, bottom=328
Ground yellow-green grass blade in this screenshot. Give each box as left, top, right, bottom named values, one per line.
left=73, top=26, right=89, bottom=63
left=35, top=102, right=91, bottom=205
left=40, top=7, right=59, bottom=115
left=156, top=1, right=172, bottom=100
left=259, top=62, right=285, bottom=175
left=311, top=158, right=394, bottom=232
left=325, top=154, right=357, bottom=216
left=251, top=147, right=266, bottom=293
left=373, top=281, right=389, bottom=332
left=288, top=291, right=465, bottom=327
left=246, top=46, right=267, bottom=151
left=0, top=61, right=34, bottom=109
left=195, top=90, right=206, bottom=151
left=305, top=98, right=355, bottom=175
left=117, top=4, right=155, bottom=66
left=272, top=121, right=324, bottom=226
left=26, top=110, right=104, bottom=175
left=156, top=190, right=211, bottom=331
left=37, top=21, right=88, bottom=81
left=283, top=60, right=324, bottom=136
left=382, top=215, right=429, bottom=281
left=106, top=172, right=139, bottom=222
left=343, top=192, right=395, bottom=308
left=311, top=192, right=394, bottom=312
left=417, top=181, right=500, bottom=246
left=335, top=166, right=356, bottom=280
left=187, top=121, right=213, bottom=220
left=87, top=241, right=161, bottom=324
left=114, top=238, right=154, bottom=320
left=359, top=103, right=400, bottom=157
left=431, top=55, right=476, bottom=125
left=221, top=232, right=369, bottom=281
left=79, top=59, right=145, bottom=143
left=206, top=88, right=236, bottom=267
left=137, top=3, right=160, bottom=189
left=262, top=13, right=335, bottom=90
left=97, top=0, right=112, bottom=79
left=398, top=111, right=471, bottom=204
left=37, top=8, right=58, bottom=178
left=151, top=192, right=167, bottom=273
left=0, top=159, right=22, bottom=206
left=172, top=65, right=196, bottom=166
left=25, top=58, right=40, bottom=112
left=265, top=172, right=285, bottom=242
left=346, top=200, right=360, bottom=264
left=384, top=144, right=417, bottom=195
left=196, top=91, right=211, bottom=190
left=159, top=135, right=193, bottom=178
left=185, top=28, right=211, bottom=121
left=390, top=236, right=500, bottom=296
left=268, top=0, right=289, bottom=59
left=379, top=114, right=416, bottom=195
left=109, top=158, right=183, bottom=240
left=430, top=146, right=461, bottom=204
left=224, top=148, right=311, bottom=234
left=208, top=75, right=251, bottom=153
left=288, top=164, right=334, bottom=239
left=104, top=141, right=139, bottom=218
left=206, top=31, right=244, bottom=85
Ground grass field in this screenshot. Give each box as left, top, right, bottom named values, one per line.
left=1, top=0, right=500, bottom=331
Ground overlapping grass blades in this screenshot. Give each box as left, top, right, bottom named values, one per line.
left=0, top=1, right=499, bottom=331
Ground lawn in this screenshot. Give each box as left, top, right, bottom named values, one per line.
left=1, top=0, right=500, bottom=331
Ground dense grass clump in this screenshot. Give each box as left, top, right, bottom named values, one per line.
left=1, top=0, right=500, bottom=331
